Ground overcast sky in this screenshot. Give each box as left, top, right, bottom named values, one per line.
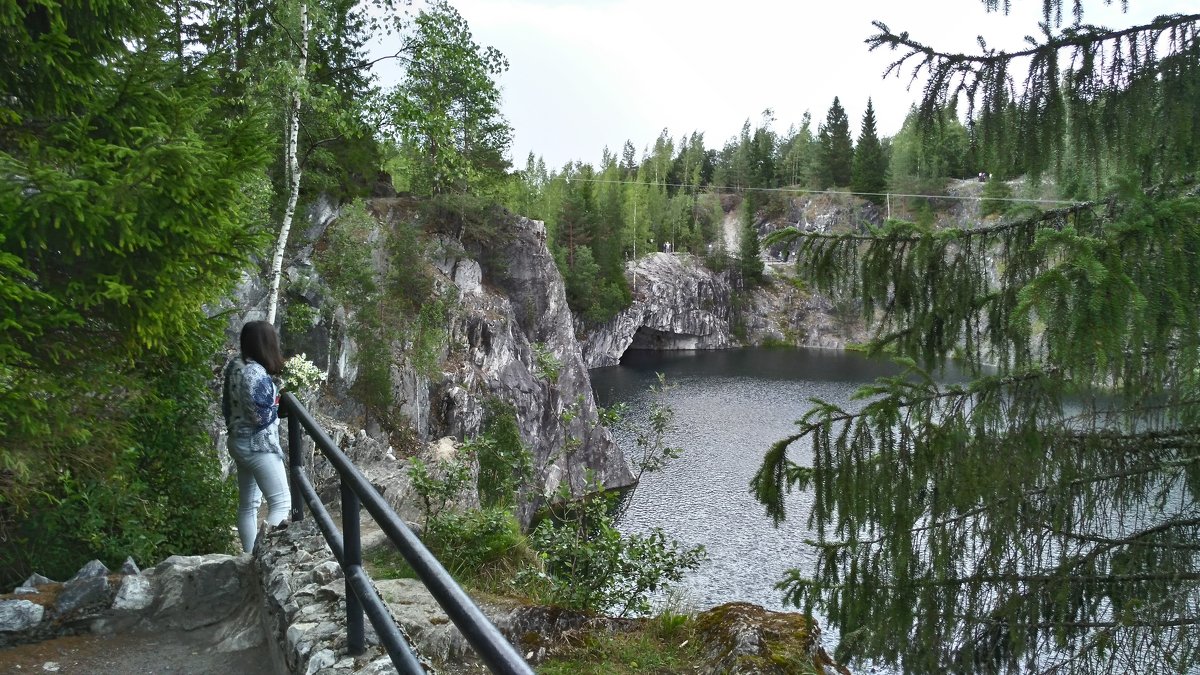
left=374, top=0, right=1180, bottom=170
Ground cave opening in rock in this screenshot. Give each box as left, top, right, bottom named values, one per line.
left=619, top=326, right=702, bottom=363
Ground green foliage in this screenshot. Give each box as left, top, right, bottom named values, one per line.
left=562, top=245, right=633, bottom=325
left=0, top=0, right=265, bottom=586
left=755, top=179, right=1200, bottom=670
left=282, top=301, right=319, bottom=339
left=388, top=0, right=512, bottom=196
left=527, top=379, right=701, bottom=617
left=870, top=4, right=1199, bottom=187
left=388, top=380, right=703, bottom=624
left=531, top=343, right=561, bottom=385
left=738, top=206, right=764, bottom=283
left=887, top=105, right=971, bottom=185
left=817, top=97, right=855, bottom=188
left=470, top=399, right=534, bottom=509
left=1, top=332, right=238, bottom=585
left=776, top=111, right=820, bottom=188
left=410, top=291, right=453, bottom=379
left=851, top=98, right=888, bottom=203
left=422, top=507, right=530, bottom=582
left=526, top=489, right=705, bottom=617
left=369, top=507, right=537, bottom=593
left=315, top=200, right=451, bottom=426
left=407, top=455, right=472, bottom=533
left=537, top=618, right=707, bottom=675
left=602, top=374, right=684, bottom=502
left=980, top=176, right=1014, bottom=217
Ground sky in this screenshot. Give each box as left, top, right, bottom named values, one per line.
left=373, top=0, right=1182, bottom=170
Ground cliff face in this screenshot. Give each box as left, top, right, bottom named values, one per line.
left=581, top=253, right=867, bottom=368
left=218, top=202, right=633, bottom=518
left=581, top=253, right=735, bottom=368
left=427, top=215, right=634, bottom=500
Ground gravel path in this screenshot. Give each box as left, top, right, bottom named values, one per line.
left=0, top=630, right=282, bottom=675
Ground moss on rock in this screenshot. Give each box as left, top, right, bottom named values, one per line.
left=694, top=602, right=821, bottom=674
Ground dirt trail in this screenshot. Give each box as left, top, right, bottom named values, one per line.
left=0, top=629, right=281, bottom=675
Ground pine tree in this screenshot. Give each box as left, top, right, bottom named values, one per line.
left=755, top=2, right=1200, bottom=672
left=738, top=199, right=763, bottom=282
left=1, top=0, right=271, bottom=583
left=817, top=97, right=854, bottom=189
left=851, top=98, right=888, bottom=203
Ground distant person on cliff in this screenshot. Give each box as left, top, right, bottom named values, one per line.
left=222, top=320, right=292, bottom=553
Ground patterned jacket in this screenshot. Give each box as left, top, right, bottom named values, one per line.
left=222, top=356, right=282, bottom=455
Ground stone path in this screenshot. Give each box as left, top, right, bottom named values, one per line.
left=0, top=630, right=281, bottom=674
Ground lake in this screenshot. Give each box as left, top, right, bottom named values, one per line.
left=591, top=347, right=908, bottom=616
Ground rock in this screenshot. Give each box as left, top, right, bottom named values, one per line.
left=120, top=557, right=141, bottom=575
left=69, top=560, right=110, bottom=582
left=308, top=561, right=342, bottom=586
left=694, top=602, right=836, bottom=675
left=582, top=253, right=734, bottom=368
left=112, top=575, right=153, bottom=611
left=21, top=574, right=53, bottom=588
left=12, top=586, right=37, bottom=595
left=374, top=577, right=599, bottom=669
left=305, top=648, right=338, bottom=674
left=582, top=251, right=868, bottom=367
left=317, top=210, right=635, bottom=527
left=149, top=555, right=251, bottom=630
left=55, top=576, right=110, bottom=616
left=463, top=215, right=634, bottom=506
left=0, top=599, right=44, bottom=632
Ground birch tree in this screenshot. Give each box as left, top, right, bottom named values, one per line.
left=265, top=0, right=308, bottom=325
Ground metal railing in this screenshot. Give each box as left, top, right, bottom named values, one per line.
left=280, top=392, right=534, bottom=675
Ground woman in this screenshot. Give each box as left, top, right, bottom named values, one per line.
left=222, top=320, right=292, bottom=553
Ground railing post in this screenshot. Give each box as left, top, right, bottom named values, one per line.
left=287, top=402, right=305, bottom=523
left=342, top=479, right=365, bottom=655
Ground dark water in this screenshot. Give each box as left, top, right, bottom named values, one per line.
left=591, top=347, right=908, bottom=616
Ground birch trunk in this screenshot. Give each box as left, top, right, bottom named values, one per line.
left=265, top=0, right=308, bottom=325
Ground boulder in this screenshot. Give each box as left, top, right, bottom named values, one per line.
left=0, top=600, right=44, bottom=633
left=694, top=602, right=845, bottom=675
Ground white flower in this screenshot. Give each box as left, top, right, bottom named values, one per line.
left=283, top=353, right=326, bottom=394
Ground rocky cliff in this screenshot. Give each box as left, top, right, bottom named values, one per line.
left=581, top=252, right=867, bottom=368
left=216, top=199, right=633, bottom=519
left=422, top=213, right=633, bottom=501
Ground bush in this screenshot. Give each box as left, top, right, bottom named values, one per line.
left=531, top=342, right=561, bottom=384
left=526, top=491, right=705, bottom=617
left=407, top=455, right=472, bottom=532
left=424, top=508, right=532, bottom=582
left=471, top=399, right=533, bottom=508
left=0, top=337, right=237, bottom=585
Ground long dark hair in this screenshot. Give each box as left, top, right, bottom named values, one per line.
left=240, top=320, right=285, bottom=375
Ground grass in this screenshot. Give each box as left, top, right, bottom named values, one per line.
left=538, top=615, right=706, bottom=675
left=362, top=508, right=553, bottom=603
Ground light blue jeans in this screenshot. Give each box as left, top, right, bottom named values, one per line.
left=229, top=430, right=291, bottom=553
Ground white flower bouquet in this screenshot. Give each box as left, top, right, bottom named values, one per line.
left=283, top=353, right=326, bottom=395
